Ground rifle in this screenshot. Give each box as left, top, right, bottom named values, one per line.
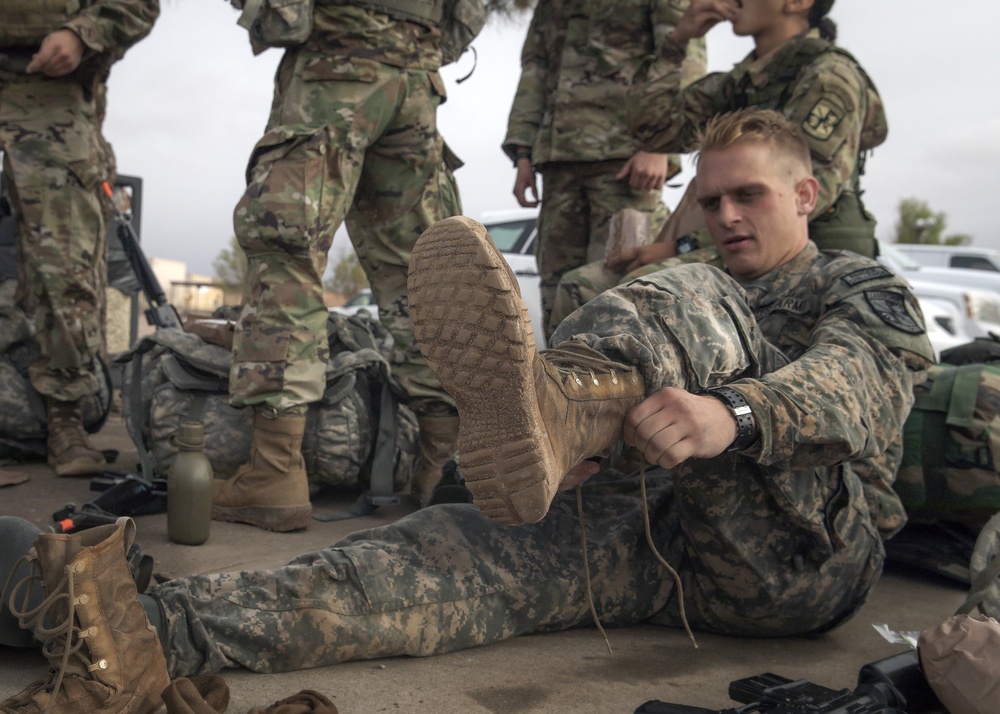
left=101, top=181, right=182, bottom=329
left=634, top=651, right=944, bottom=714
left=50, top=472, right=167, bottom=534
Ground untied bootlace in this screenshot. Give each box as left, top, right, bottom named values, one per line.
left=3, top=550, right=102, bottom=714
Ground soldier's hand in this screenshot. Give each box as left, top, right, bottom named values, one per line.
left=615, top=151, right=669, bottom=191
left=27, top=30, right=86, bottom=77
left=671, top=0, right=738, bottom=44
left=624, top=387, right=737, bottom=469
left=607, top=241, right=678, bottom=274
left=513, top=158, right=540, bottom=208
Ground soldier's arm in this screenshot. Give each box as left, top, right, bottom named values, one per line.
left=782, top=53, right=875, bottom=219
left=728, top=269, right=933, bottom=472
left=63, top=0, right=160, bottom=57
left=501, top=5, right=550, bottom=163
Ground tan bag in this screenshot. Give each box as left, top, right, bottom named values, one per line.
left=918, top=614, right=1000, bottom=714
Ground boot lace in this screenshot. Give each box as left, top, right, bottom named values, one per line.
left=541, top=344, right=640, bottom=389
left=3, top=551, right=103, bottom=714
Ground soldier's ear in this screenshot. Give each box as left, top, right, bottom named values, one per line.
left=793, top=176, right=818, bottom=217
left=784, top=0, right=813, bottom=16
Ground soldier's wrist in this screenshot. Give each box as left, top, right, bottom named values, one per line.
left=705, top=386, right=759, bottom=452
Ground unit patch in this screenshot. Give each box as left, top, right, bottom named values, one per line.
left=842, top=266, right=892, bottom=287
left=803, top=97, right=845, bottom=141
left=865, top=290, right=924, bottom=334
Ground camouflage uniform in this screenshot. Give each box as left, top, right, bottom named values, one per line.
left=549, top=29, right=889, bottom=329
left=151, top=242, right=933, bottom=676
left=231, top=3, right=475, bottom=417
left=502, top=0, right=705, bottom=338
left=0, top=0, right=158, bottom=401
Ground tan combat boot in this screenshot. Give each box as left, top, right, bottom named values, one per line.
left=46, top=399, right=107, bottom=477
left=411, top=414, right=459, bottom=507
left=212, top=411, right=312, bottom=532
left=1, top=517, right=168, bottom=714
left=408, top=216, right=645, bottom=525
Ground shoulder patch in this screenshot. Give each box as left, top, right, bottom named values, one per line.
left=842, top=266, right=893, bottom=286
left=865, top=290, right=925, bottom=335
left=802, top=97, right=845, bottom=141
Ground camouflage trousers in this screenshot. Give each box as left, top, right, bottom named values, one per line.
left=0, top=70, right=107, bottom=401
left=536, top=160, right=666, bottom=340
left=153, top=265, right=882, bottom=676
left=230, top=49, right=460, bottom=415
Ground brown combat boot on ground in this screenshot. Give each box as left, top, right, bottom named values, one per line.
left=408, top=216, right=645, bottom=525
left=411, top=414, right=459, bottom=507
left=0, top=517, right=168, bottom=714
left=46, top=399, right=106, bottom=477
left=212, top=411, right=312, bottom=532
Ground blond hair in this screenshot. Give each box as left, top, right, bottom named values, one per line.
left=696, top=109, right=813, bottom=175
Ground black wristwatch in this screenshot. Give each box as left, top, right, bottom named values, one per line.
left=705, top=386, right=758, bottom=452
left=676, top=234, right=699, bottom=255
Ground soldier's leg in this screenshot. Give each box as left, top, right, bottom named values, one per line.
left=152, top=481, right=678, bottom=677
left=543, top=164, right=664, bottom=336
left=222, top=56, right=399, bottom=530
left=2, top=77, right=109, bottom=476
left=343, top=68, right=460, bottom=500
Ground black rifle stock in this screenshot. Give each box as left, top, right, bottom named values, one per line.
left=102, top=181, right=182, bottom=329
left=634, top=651, right=944, bottom=714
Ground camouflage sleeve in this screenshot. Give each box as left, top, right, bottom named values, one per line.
left=502, top=4, right=551, bottom=161
left=732, top=267, right=933, bottom=472
left=627, top=38, right=730, bottom=154
left=64, top=0, right=159, bottom=57
left=782, top=52, right=879, bottom=219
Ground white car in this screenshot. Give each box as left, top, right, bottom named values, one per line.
left=893, top=243, right=1000, bottom=272
left=329, top=288, right=379, bottom=322
left=880, top=244, right=1000, bottom=299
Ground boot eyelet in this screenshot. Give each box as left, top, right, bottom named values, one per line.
left=75, top=594, right=89, bottom=605
left=72, top=562, right=86, bottom=574
left=573, top=375, right=583, bottom=386
left=592, top=377, right=600, bottom=386
left=85, top=626, right=98, bottom=637
left=97, top=659, right=108, bottom=670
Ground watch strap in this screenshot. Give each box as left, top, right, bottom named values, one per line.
left=705, top=386, right=758, bottom=452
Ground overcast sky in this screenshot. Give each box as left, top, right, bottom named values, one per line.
left=101, top=0, right=1000, bottom=277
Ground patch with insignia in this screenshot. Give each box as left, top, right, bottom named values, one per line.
left=802, top=97, right=845, bottom=141
left=842, top=266, right=893, bottom=286
left=865, top=290, right=924, bottom=334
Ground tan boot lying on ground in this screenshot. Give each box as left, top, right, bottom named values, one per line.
left=408, top=216, right=644, bottom=525
left=1, top=517, right=168, bottom=714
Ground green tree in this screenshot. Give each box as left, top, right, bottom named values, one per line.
left=212, top=235, right=247, bottom=286
left=325, top=248, right=369, bottom=296
left=893, top=198, right=971, bottom=246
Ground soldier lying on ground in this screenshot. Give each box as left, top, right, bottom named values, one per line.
left=0, top=109, right=932, bottom=713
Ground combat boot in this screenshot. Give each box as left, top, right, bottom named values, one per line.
left=212, top=410, right=312, bottom=532
left=408, top=216, right=645, bottom=525
left=0, top=517, right=168, bottom=714
left=411, top=414, right=460, bottom=507
left=46, top=399, right=106, bottom=477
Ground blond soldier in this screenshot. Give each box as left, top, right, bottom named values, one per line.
left=0, top=111, right=933, bottom=688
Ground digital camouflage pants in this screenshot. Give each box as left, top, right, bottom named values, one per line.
left=230, top=49, right=460, bottom=415
left=0, top=70, right=107, bottom=402
left=536, top=160, right=667, bottom=340
left=154, top=266, right=882, bottom=676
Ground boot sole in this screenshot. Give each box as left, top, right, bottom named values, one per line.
left=212, top=504, right=312, bottom=532
left=408, top=216, right=559, bottom=525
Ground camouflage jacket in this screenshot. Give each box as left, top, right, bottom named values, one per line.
left=730, top=241, right=933, bottom=537
left=502, top=0, right=705, bottom=165
left=0, top=0, right=158, bottom=83
left=629, top=30, right=887, bottom=218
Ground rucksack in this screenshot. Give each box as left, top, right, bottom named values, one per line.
left=897, top=362, right=1000, bottom=529
left=118, top=313, right=418, bottom=514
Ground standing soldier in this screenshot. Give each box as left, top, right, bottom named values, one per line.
left=0, top=0, right=160, bottom=476
left=550, top=0, right=887, bottom=329
left=503, top=0, right=705, bottom=339
left=216, top=0, right=486, bottom=528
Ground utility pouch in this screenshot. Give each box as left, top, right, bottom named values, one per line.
left=237, top=0, right=314, bottom=54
